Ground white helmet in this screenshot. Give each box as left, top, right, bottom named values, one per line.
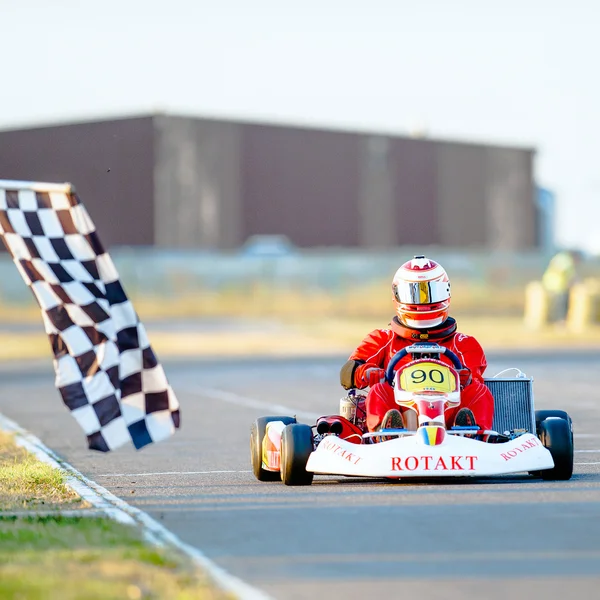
left=392, top=256, right=451, bottom=329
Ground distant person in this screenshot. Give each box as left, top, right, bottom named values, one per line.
left=339, top=255, right=494, bottom=433
left=542, top=250, right=581, bottom=322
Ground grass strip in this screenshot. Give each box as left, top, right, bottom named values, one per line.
left=0, top=516, right=228, bottom=599
left=0, top=431, right=84, bottom=512
left=293, top=316, right=600, bottom=350
left=2, top=316, right=600, bottom=364
left=0, top=432, right=229, bottom=599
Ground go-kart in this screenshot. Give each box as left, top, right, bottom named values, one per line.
left=250, top=343, right=574, bottom=486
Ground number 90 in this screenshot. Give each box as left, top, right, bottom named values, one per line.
left=410, top=369, right=445, bottom=384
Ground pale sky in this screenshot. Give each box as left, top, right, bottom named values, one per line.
left=1, top=0, right=599, bottom=251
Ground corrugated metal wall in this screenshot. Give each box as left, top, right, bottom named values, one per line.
left=153, top=116, right=242, bottom=249
left=436, top=142, right=488, bottom=247
left=0, top=116, right=155, bottom=249
left=0, top=114, right=536, bottom=251
left=358, top=136, right=395, bottom=247
left=240, top=123, right=361, bottom=247
left=390, top=138, right=438, bottom=246
left=484, top=147, right=536, bottom=250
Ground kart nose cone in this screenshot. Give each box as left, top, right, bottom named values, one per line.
left=418, top=425, right=446, bottom=446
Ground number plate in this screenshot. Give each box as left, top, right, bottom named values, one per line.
left=398, top=361, right=457, bottom=393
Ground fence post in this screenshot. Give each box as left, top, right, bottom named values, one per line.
left=523, top=281, right=550, bottom=330
left=567, top=280, right=600, bottom=332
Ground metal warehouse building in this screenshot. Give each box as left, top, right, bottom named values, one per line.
left=0, top=114, right=536, bottom=250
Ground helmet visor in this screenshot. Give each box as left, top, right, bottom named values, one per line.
left=393, top=280, right=450, bottom=305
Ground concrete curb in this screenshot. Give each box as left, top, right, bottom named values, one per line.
left=0, top=413, right=272, bottom=600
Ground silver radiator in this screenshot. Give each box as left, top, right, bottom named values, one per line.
left=484, top=378, right=536, bottom=434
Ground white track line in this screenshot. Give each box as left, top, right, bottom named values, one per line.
left=186, top=387, right=600, bottom=458
left=186, top=386, right=320, bottom=421
left=98, top=470, right=252, bottom=477
left=102, top=381, right=320, bottom=481
left=188, top=387, right=600, bottom=457
left=0, top=413, right=271, bottom=600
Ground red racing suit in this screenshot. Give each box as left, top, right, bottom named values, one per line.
left=340, top=316, right=494, bottom=432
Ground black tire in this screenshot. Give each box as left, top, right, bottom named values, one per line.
left=280, top=424, right=314, bottom=486
left=535, top=410, right=573, bottom=439
left=251, top=416, right=296, bottom=482
left=537, top=417, right=574, bottom=480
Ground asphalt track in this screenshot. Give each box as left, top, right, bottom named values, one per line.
left=1, top=350, right=600, bottom=600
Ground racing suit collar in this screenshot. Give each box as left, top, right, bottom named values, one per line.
left=390, top=316, right=457, bottom=341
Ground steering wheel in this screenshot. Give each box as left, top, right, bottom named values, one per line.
left=385, top=343, right=464, bottom=385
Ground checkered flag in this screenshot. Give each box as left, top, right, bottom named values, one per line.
left=0, top=180, right=180, bottom=451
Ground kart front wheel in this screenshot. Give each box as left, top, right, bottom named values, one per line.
left=537, top=417, right=574, bottom=481
left=280, top=424, right=314, bottom=486
left=251, top=416, right=296, bottom=482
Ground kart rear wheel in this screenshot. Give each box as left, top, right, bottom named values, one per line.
left=537, top=417, right=574, bottom=481
left=280, top=424, right=314, bottom=486
left=535, top=410, right=573, bottom=441
left=251, top=416, right=296, bottom=482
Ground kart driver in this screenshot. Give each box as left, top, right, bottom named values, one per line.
left=340, top=256, right=494, bottom=433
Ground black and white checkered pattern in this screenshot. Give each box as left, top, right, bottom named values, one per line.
left=0, top=181, right=180, bottom=451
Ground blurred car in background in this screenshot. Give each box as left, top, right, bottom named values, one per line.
left=240, top=235, right=298, bottom=258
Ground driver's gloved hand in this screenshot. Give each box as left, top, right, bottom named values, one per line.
left=351, top=364, right=386, bottom=388
left=365, top=367, right=386, bottom=387
left=458, top=367, right=472, bottom=389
